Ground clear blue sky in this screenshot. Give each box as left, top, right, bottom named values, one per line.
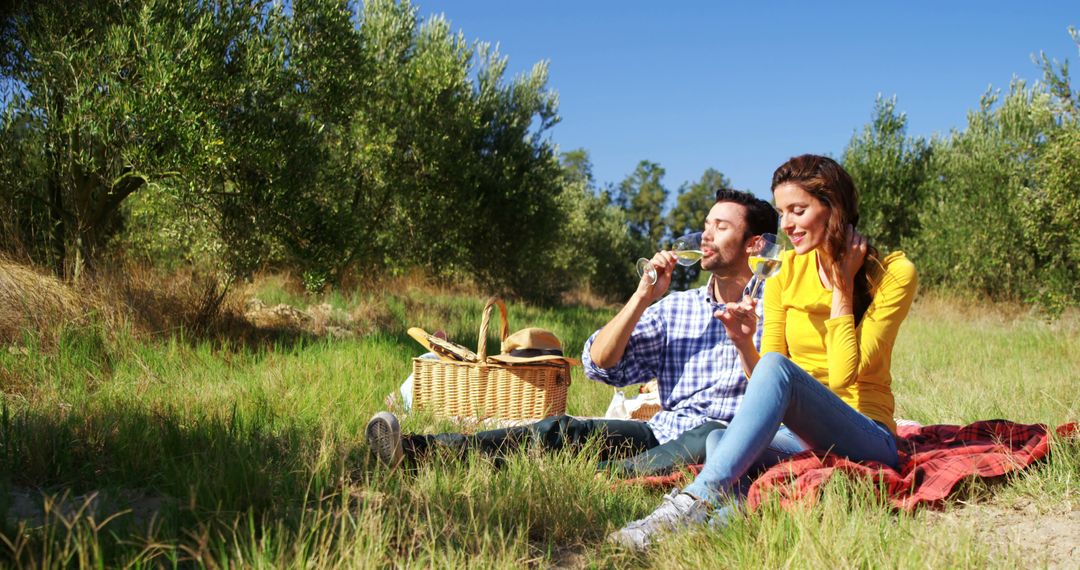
left=416, top=1, right=1079, bottom=199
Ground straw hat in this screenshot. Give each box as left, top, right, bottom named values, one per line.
left=487, top=327, right=581, bottom=366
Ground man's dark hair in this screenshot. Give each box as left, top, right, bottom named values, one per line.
left=715, top=188, right=777, bottom=238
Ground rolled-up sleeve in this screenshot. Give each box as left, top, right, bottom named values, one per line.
left=581, top=308, right=666, bottom=388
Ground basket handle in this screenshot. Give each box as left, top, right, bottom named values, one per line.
left=476, top=296, right=510, bottom=361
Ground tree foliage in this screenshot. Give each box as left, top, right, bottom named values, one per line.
left=842, top=95, right=932, bottom=253
left=0, top=0, right=569, bottom=300
left=3, top=2, right=1078, bottom=310
left=617, top=160, right=668, bottom=255
left=844, top=78, right=1077, bottom=312
left=552, top=149, right=637, bottom=299
left=911, top=83, right=1056, bottom=300
left=835, top=25, right=1080, bottom=314
left=1036, top=25, right=1080, bottom=120
left=1024, top=126, right=1080, bottom=311
left=0, top=0, right=233, bottom=277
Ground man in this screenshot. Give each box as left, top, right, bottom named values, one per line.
left=365, top=189, right=777, bottom=474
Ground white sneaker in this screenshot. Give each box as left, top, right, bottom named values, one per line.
left=365, top=412, right=403, bottom=468
left=607, top=490, right=711, bottom=551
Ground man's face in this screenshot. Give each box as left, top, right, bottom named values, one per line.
left=700, top=201, right=753, bottom=274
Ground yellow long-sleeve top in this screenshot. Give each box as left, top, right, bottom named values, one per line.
left=762, top=249, right=918, bottom=433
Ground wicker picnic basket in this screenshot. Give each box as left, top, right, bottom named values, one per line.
left=630, top=402, right=662, bottom=421
left=411, top=297, right=571, bottom=420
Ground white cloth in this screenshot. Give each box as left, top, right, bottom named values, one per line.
left=603, top=388, right=662, bottom=420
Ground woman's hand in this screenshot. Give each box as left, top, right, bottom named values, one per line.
left=715, top=296, right=758, bottom=350
left=837, top=226, right=868, bottom=286
left=716, top=295, right=761, bottom=376
left=828, top=225, right=867, bottom=319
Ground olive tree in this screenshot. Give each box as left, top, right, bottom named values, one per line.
left=841, top=96, right=932, bottom=253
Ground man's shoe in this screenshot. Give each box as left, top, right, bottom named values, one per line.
left=607, top=490, right=710, bottom=551
left=365, top=412, right=403, bottom=468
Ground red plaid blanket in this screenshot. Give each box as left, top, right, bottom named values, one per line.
left=628, top=420, right=1078, bottom=512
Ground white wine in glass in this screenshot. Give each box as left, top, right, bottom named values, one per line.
left=747, top=255, right=781, bottom=279
left=747, top=233, right=785, bottom=298
left=637, top=232, right=705, bottom=285
left=674, top=250, right=705, bottom=265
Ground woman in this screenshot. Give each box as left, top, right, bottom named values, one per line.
left=610, top=154, right=918, bottom=550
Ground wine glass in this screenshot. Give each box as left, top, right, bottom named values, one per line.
left=746, top=233, right=785, bottom=298
left=636, top=232, right=705, bottom=285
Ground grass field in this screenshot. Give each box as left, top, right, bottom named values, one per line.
left=0, top=278, right=1077, bottom=568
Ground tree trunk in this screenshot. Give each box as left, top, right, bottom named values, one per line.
left=47, top=94, right=67, bottom=278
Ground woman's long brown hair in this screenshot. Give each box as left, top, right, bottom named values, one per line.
left=771, top=154, right=877, bottom=324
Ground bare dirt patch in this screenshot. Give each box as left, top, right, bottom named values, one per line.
left=244, top=298, right=358, bottom=338
left=544, top=544, right=588, bottom=569
left=928, top=499, right=1080, bottom=568
left=5, top=486, right=174, bottom=532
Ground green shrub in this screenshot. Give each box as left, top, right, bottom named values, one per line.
left=910, top=83, right=1056, bottom=303
left=1022, top=125, right=1080, bottom=312
left=842, top=96, right=933, bottom=253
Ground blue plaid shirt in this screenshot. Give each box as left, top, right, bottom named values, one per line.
left=581, top=277, right=763, bottom=444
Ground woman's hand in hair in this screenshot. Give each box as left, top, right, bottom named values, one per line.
left=829, top=226, right=867, bottom=319
left=837, top=226, right=868, bottom=287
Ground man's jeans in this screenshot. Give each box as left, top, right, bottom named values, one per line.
left=403, top=415, right=727, bottom=477
left=683, top=352, right=898, bottom=505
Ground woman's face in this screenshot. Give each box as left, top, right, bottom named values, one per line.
left=773, top=182, right=830, bottom=255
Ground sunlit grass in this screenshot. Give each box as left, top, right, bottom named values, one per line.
left=0, top=286, right=1076, bottom=567
left=893, top=295, right=1079, bottom=426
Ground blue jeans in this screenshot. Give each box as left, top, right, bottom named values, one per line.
left=683, top=352, right=898, bottom=505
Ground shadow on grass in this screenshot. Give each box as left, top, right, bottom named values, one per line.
left=0, top=399, right=397, bottom=567
left=0, top=402, right=345, bottom=519
left=0, top=399, right=677, bottom=567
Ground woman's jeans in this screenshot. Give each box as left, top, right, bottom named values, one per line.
left=683, top=352, right=898, bottom=505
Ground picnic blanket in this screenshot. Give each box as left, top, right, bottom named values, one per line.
left=628, top=420, right=1079, bottom=512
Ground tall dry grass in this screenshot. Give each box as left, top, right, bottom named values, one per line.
left=0, top=259, right=1076, bottom=568
left=0, top=258, right=326, bottom=352
left=0, top=259, right=86, bottom=349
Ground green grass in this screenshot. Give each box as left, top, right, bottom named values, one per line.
left=0, top=287, right=1076, bottom=568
